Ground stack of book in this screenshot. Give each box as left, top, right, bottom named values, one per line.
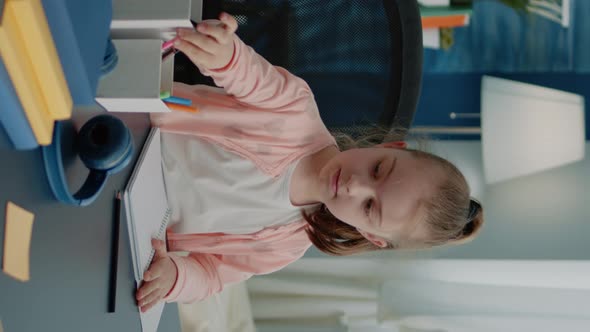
left=0, top=0, right=112, bottom=150
left=418, top=0, right=473, bottom=49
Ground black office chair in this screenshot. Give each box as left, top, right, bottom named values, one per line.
left=174, top=0, right=423, bottom=137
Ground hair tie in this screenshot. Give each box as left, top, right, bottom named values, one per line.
left=466, top=198, right=481, bottom=223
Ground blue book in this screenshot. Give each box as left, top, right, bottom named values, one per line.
left=0, top=59, right=38, bottom=150
left=41, top=0, right=112, bottom=106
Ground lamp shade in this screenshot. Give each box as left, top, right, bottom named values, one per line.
left=481, top=76, right=585, bottom=184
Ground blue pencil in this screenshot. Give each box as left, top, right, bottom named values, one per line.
left=162, top=96, right=191, bottom=106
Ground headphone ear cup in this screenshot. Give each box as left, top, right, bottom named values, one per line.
left=77, top=114, right=133, bottom=173
left=106, top=138, right=133, bottom=174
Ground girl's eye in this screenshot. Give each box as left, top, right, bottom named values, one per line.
left=364, top=199, right=373, bottom=216
left=373, top=161, right=382, bottom=179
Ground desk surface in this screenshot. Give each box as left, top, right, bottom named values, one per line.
left=0, top=108, right=180, bottom=332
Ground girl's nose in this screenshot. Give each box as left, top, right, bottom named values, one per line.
left=346, top=174, right=375, bottom=197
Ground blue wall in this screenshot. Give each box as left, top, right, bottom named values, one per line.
left=423, top=0, right=589, bottom=72
left=415, top=0, right=589, bottom=140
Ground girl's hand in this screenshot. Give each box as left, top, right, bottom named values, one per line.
left=136, top=238, right=177, bottom=313
left=175, top=12, right=239, bottom=71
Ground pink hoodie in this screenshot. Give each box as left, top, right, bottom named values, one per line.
left=150, top=35, right=336, bottom=303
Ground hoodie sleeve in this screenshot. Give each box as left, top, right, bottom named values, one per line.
left=195, top=35, right=313, bottom=111
left=163, top=244, right=310, bottom=304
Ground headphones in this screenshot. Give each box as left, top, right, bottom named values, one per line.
left=42, top=114, right=134, bottom=206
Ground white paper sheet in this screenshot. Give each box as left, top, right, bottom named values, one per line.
left=124, top=128, right=171, bottom=332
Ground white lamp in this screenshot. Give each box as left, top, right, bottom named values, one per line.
left=481, top=76, right=585, bottom=184
left=410, top=76, right=586, bottom=185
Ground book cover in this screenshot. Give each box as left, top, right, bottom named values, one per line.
left=422, top=28, right=441, bottom=49
left=0, top=3, right=54, bottom=145
left=9, top=0, right=73, bottom=120
left=0, top=59, right=38, bottom=150
left=422, top=14, right=470, bottom=29
left=419, top=0, right=473, bottom=7
left=418, top=0, right=450, bottom=6
left=41, top=0, right=112, bottom=106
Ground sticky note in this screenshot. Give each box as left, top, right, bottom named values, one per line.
left=2, top=201, right=34, bottom=282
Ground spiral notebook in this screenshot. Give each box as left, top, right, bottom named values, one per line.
left=123, top=127, right=170, bottom=332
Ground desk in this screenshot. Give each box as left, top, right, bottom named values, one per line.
left=0, top=107, right=180, bottom=332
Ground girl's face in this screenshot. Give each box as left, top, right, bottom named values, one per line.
left=318, top=145, right=441, bottom=247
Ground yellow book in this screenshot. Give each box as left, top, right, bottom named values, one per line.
left=7, top=0, right=72, bottom=120
left=0, top=4, right=54, bottom=145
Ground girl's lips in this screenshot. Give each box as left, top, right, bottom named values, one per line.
left=332, top=168, right=341, bottom=198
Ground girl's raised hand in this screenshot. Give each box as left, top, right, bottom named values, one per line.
left=136, top=238, right=177, bottom=313
left=174, top=12, right=239, bottom=71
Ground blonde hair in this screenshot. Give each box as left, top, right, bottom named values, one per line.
left=302, top=125, right=484, bottom=256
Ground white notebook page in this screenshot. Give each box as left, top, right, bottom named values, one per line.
left=124, top=128, right=170, bottom=332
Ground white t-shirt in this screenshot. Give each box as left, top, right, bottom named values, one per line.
left=161, top=132, right=318, bottom=235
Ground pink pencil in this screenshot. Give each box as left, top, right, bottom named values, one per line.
left=162, top=37, right=178, bottom=51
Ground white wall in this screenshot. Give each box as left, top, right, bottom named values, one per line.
left=429, top=141, right=590, bottom=260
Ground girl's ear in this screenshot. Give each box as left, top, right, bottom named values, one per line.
left=358, top=229, right=388, bottom=248
left=378, top=141, right=407, bottom=149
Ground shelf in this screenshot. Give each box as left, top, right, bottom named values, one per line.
left=95, top=39, right=172, bottom=113
left=110, top=0, right=194, bottom=39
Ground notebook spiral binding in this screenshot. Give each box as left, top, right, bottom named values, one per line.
left=144, top=207, right=172, bottom=274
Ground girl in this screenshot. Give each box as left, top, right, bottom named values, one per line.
left=137, top=13, right=484, bottom=312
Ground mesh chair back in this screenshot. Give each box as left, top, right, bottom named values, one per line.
left=174, top=0, right=423, bottom=137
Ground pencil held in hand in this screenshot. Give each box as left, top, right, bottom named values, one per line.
left=162, top=37, right=178, bottom=52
